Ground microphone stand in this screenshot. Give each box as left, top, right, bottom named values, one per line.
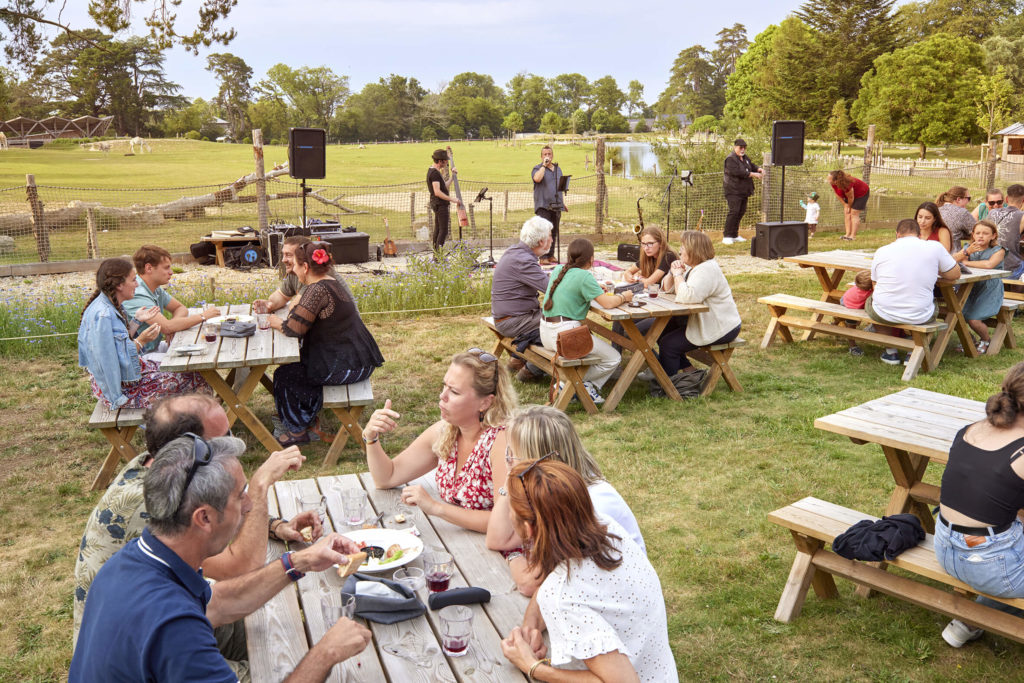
left=479, top=195, right=496, bottom=268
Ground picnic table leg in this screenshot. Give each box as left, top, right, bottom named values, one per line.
left=988, top=308, right=1015, bottom=354
left=204, top=365, right=281, bottom=453
left=760, top=305, right=794, bottom=349
left=931, top=282, right=978, bottom=368
left=775, top=533, right=838, bottom=622
left=213, top=241, right=226, bottom=267
left=562, top=366, right=599, bottom=415
left=92, top=426, right=139, bottom=490
left=901, top=335, right=929, bottom=381
left=323, top=406, right=365, bottom=467
left=805, top=267, right=846, bottom=341
left=259, top=373, right=275, bottom=394
left=603, top=317, right=674, bottom=412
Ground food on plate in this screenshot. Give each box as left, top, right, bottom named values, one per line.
left=394, top=513, right=406, bottom=524
left=336, top=551, right=367, bottom=578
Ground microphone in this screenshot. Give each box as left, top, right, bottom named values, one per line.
left=474, top=187, right=489, bottom=202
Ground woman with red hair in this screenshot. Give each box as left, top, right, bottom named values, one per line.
left=269, top=241, right=384, bottom=445
left=828, top=169, right=870, bottom=241
left=500, top=459, right=676, bottom=682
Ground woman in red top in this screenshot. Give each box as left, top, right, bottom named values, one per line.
left=916, top=201, right=953, bottom=252
left=828, top=169, right=870, bottom=241
left=360, top=350, right=518, bottom=532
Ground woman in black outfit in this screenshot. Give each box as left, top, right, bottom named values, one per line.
left=269, top=242, right=384, bottom=445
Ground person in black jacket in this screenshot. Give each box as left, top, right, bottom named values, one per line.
left=722, top=138, right=763, bottom=245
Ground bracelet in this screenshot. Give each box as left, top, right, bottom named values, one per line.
left=362, top=434, right=379, bottom=445
left=268, top=516, right=288, bottom=542
left=528, top=658, right=550, bottom=681
left=280, top=551, right=305, bottom=581
left=505, top=550, right=523, bottom=562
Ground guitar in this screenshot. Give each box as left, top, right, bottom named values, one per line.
left=446, top=146, right=470, bottom=228
left=382, top=217, right=397, bottom=257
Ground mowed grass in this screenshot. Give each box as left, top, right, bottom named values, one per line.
left=3, top=255, right=1024, bottom=680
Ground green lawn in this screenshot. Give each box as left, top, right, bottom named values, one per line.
left=2, top=249, right=1024, bottom=680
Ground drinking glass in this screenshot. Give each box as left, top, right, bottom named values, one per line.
left=320, top=591, right=357, bottom=628
left=438, top=605, right=473, bottom=657
left=202, top=323, right=218, bottom=345
left=341, top=489, right=367, bottom=526
left=422, top=550, right=454, bottom=593
left=648, top=283, right=660, bottom=299
left=299, top=494, right=327, bottom=529
left=393, top=566, right=425, bottom=593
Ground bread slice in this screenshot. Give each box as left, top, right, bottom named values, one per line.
left=336, top=551, right=367, bottom=578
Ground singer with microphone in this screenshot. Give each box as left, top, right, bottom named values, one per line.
left=532, top=145, right=568, bottom=265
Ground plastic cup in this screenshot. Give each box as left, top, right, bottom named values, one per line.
left=439, top=605, right=473, bottom=657
left=393, top=566, right=425, bottom=593
left=423, top=550, right=454, bottom=593
left=341, top=489, right=367, bottom=526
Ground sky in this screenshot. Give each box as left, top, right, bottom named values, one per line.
left=46, top=0, right=812, bottom=104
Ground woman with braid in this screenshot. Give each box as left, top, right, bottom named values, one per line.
left=540, top=238, right=632, bottom=405
left=78, top=258, right=207, bottom=409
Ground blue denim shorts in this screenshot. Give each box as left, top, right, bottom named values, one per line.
left=934, top=516, right=1024, bottom=598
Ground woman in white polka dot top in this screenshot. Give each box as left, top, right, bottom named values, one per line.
left=500, top=459, right=677, bottom=682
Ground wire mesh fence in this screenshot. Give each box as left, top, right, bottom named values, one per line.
left=5, top=159, right=1024, bottom=267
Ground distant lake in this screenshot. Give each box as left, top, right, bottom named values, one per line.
left=607, top=141, right=660, bottom=177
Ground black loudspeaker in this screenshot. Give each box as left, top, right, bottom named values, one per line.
left=751, top=222, right=808, bottom=259
left=317, top=231, right=370, bottom=264
left=617, top=243, right=640, bottom=262
left=288, top=128, right=326, bottom=179
left=771, top=120, right=805, bottom=166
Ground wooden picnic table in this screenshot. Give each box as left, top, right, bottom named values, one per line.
left=814, top=387, right=985, bottom=533
left=246, top=471, right=531, bottom=682
left=160, top=304, right=298, bottom=453
left=785, top=250, right=1009, bottom=365
left=585, top=294, right=708, bottom=411
left=201, top=233, right=262, bottom=268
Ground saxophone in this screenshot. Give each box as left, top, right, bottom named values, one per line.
left=632, top=197, right=645, bottom=242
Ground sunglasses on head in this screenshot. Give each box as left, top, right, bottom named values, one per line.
left=467, top=347, right=497, bottom=363
left=174, top=432, right=214, bottom=516
left=989, top=200, right=1004, bottom=207
left=513, top=451, right=557, bottom=514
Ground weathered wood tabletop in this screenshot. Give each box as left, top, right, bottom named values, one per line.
left=160, top=304, right=299, bottom=452
left=586, top=293, right=708, bottom=410
left=244, top=471, right=531, bottom=682
left=814, top=387, right=986, bottom=532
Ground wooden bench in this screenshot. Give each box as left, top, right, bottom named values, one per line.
left=685, top=338, right=746, bottom=396
left=769, top=497, right=1024, bottom=643
left=482, top=316, right=603, bottom=415
left=758, top=294, right=948, bottom=381
left=983, top=298, right=1021, bottom=354
left=87, top=401, right=146, bottom=491
left=1003, top=278, right=1024, bottom=302
left=320, top=379, right=374, bottom=467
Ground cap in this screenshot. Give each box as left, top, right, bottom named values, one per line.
left=432, top=149, right=448, bottom=162
left=809, top=191, right=819, bottom=200
left=733, top=138, right=747, bottom=147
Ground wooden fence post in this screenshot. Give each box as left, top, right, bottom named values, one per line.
left=86, top=207, right=99, bottom=259
left=409, top=192, right=416, bottom=233
left=252, top=130, right=269, bottom=233
left=503, top=191, right=508, bottom=221
left=595, top=137, right=606, bottom=234
left=468, top=204, right=477, bottom=237
left=25, top=174, right=49, bottom=262
left=861, top=124, right=875, bottom=225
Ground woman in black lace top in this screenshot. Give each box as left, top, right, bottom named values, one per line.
left=268, top=242, right=384, bottom=446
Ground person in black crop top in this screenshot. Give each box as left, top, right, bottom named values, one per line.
left=268, top=242, right=384, bottom=446
left=934, top=362, right=1024, bottom=647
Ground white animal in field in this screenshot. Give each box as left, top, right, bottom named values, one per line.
left=129, top=136, right=151, bottom=154
left=98, top=141, right=111, bottom=154
left=0, top=132, right=7, bottom=150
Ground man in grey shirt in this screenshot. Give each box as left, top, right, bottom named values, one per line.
left=987, top=183, right=1024, bottom=278
left=532, top=146, right=567, bottom=264
left=491, top=216, right=552, bottom=381
left=254, top=235, right=357, bottom=312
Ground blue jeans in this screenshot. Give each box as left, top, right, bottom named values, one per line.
left=934, top=515, right=1024, bottom=618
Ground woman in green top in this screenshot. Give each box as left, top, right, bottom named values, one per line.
left=539, top=238, right=634, bottom=405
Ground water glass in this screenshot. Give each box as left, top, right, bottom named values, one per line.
left=393, top=566, right=425, bottom=593
left=438, top=605, right=473, bottom=657
left=320, top=591, right=357, bottom=628
left=256, top=312, right=270, bottom=330
left=341, top=489, right=367, bottom=526
left=299, top=494, right=327, bottom=528
left=423, top=550, right=454, bottom=593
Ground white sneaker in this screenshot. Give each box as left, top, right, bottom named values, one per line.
left=581, top=381, right=605, bottom=404
left=722, top=237, right=735, bottom=245
left=733, top=235, right=747, bottom=242
left=636, top=368, right=655, bottom=382
left=942, top=619, right=984, bottom=648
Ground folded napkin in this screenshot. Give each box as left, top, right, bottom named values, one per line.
left=219, top=320, right=256, bottom=338
left=428, top=587, right=491, bottom=610
left=343, top=573, right=425, bottom=624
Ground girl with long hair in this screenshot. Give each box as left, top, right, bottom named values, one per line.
left=78, top=258, right=207, bottom=409
left=952, top=220, right=1006, bottom=354
left=624, top=226, right=676, bottom=287
left=828, top=169, right=870, bottom=240
left=361, top=350, right=518, bottom=533
left=915, top=201, right=953, bottom=252
left=540, top=238, right=632, bottom=404
left=936, top=185, right=976, bottom=249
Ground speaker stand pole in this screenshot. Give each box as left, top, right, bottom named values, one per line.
left=301, top=178, right=309, bottom=229
left=778, top=166, right=785, bottom=223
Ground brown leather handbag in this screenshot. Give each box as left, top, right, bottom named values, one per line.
left=547, top=324, right=594, bottom=405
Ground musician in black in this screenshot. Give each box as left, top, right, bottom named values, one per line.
left=722, top=138, right=763, bottom=245
left=532, top=145, right=568, bottom=265
left=427, top=149, right=461, bottom=250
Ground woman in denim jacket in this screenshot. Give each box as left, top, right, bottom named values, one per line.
left=934, top=361, right=1024, bottom=648
left=78, top=258, right=207, bottom=409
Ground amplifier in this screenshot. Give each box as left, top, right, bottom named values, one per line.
left=316, top=231, right=370, bottom=264
left=617, top=243, right=640, bottom=263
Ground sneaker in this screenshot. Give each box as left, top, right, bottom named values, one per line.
left=516, top=366, right=541, bottom=382
left=581, top=381, right=605, bottom=404
left=733, top=235, right=747, bottom=243
left=721, top=237, right=735, bottom=245
left=849, top=346, right=864, bottom=357
left=636, top=368, right=655, bottom=382
left=902, top=352, right=912, bottom=365
left=942, top=619, right=984, bottom=648
left=507, top=357, right=526, bottom=373
left=880, top=351, right=901, bottom=365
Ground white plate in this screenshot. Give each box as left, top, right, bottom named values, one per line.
left=337, top=528, right=424, bottom=573
left=174, top=343, right=206, bottom=355
left=207, top=314, right=254, bottom=325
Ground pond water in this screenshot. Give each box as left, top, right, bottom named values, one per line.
left=607, top=141, right=660, bottom=177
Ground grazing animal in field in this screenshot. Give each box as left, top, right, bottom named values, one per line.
left=0, top=132, right=7, bottom=150
left=129, top=136, right=151, bottom=154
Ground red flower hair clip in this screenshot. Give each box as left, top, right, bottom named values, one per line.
left=311, top=248, right=329, bottom=265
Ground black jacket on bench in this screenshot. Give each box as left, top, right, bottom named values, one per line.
left=833, top=514, right=925, bottom=561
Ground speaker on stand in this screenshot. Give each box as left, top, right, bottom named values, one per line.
left=750, top=120, right=808, bottom=259
left=288, top=128, right=326, bottom=229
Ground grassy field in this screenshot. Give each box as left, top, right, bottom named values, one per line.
left=2, top=230, right=1024, bottom=680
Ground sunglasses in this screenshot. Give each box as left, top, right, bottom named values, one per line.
left=513, top=451, right=557, bottom=515
left=989, top=200, right=1004, bottom=207
left=467, top=347, right=497, bottom=363
left=174, top=432, right=214, bottom=516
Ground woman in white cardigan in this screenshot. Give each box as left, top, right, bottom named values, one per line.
left=658, top=230, right=742, bottom=379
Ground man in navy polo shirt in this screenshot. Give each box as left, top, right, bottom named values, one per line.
left=70, top=435, right=370, bottom=682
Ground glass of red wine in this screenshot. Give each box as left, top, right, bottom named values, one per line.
left=203, top=323, right=217, bottom=345
left=423, top=550, right=454, bottom=593
left=648, top=283, right=660, bottom=299
left=438, top=605, right=473, bottom=657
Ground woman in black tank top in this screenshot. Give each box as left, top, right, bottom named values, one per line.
left=934, top=362, right=1024, bottom=648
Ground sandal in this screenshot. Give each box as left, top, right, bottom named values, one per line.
left=309, top=417, right=335, bottom=444
left=976, top=340, right=990, bottom=355
left=278, top=429, right=311, bottom=447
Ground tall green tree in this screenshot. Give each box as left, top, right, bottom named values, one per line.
left=505, top=72, right=552, bottom=132
left=982, top=35, right=1024, bottom=90
left=206, top=53, right=252, bottom=140
left=896, top=0, right=1021, bottom=42
left=502, top=111, right=524, bottom=138
left=246, top=97, right=289, bottom=143
left=590, top=75, right=625, bottom=114
left=341, top=75, right=425, bottom=142
left=539, top=111, right=563, bottom=134
left=162, top=97, right=215, bottom=137
left=825, top=99, right=850, bottom=152
left=549, top=73, right=590, bottom=118
left=256, top=64, right=349, bottom=131
left=976, top=65, right=1016, bottom=142
left=569, top=108, right=588, bottom=135
left=759, top=18, right=836, bottom=133
left=852, top=33, right=985, bottom=157
left=723, top=24, right=778, bottom=131
left=658, top=46, right=720, bottom=121
left=626, top=80, right=646, bottom=118
left=441, top=71, right=504, bottom=109
left=712, top=23, right=749, bottom=76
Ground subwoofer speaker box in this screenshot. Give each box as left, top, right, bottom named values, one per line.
left=316, top=231, right=370, bottom=264
left=617, top=243, right=640, bottom=262
left=288, top=127, right=326, bottom=179
left=771, top=120, right=805, bottom=166
left=751, top=222, right=808, bottom=259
